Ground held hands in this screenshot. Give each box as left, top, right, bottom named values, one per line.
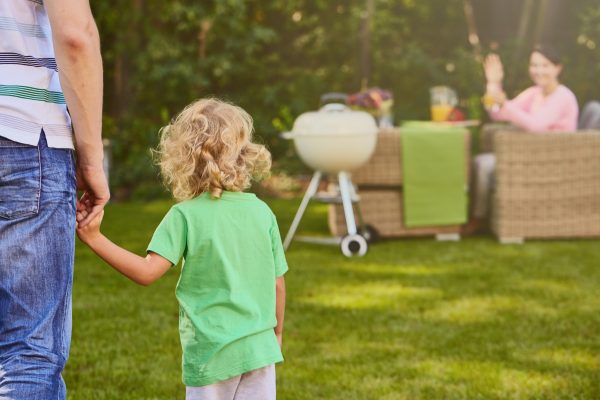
left=76, top=205, right=104, bottom=244
left=76, top=162, right=110, bottom=227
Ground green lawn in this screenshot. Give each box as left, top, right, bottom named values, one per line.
left=65, top=199, right=600, bottom=399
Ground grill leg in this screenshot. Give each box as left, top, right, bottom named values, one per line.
left=338, top=171, right=357, bottom=235
left=283, top=171, right=322, bottom=250
left=349, top=179, right=366, bottom=232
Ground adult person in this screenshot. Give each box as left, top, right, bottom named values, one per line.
left=467, top=45, right=579, bottom=232
left=0, top=0, right=109, bottom=398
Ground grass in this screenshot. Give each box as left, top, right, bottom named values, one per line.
left=65, top=198, right=600, bottom=399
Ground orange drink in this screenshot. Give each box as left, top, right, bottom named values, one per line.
left=431, top=104, right=453, bottom=122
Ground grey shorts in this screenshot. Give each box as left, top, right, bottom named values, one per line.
left=186, top=364, right=276, bottom=400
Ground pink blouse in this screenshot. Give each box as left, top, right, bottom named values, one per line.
left=489, top=85, right=579, bottom=132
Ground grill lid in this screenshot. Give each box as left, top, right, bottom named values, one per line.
left=290, top=104, right=378, bottom=136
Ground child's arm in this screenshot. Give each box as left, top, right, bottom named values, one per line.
left=275, top=276, right=286, bottom=347
left=77, top=210, right=172, bottom=286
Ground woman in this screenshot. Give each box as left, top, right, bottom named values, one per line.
left=484, top=45, right=578, bottom=131
left=468, top=45, right=579, bottom=232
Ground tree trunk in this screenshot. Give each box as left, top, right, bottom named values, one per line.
left=463, top=0, right=482, bottom=61
left=516, top=0, right=535, bottom=46
left=115, top=0, right=143, bottom=122
left=511, top=0, right=536, bottom=79
left=360, top=0, right=375, bottom=90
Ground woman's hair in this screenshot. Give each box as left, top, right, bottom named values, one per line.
left=532, top=44, right=562, bottom=65
left=156, top=98, right=271, bottom=201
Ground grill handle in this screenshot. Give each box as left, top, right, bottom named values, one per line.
left=320, top=92, right=348, bottom=106
left=320, top=103, right=350, bottom=112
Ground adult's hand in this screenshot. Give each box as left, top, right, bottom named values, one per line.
left=489, top=90, right=507, bottom=106
left=76, top=163, right=110, bottom=227
left=46, top=0, right=107, bottom=225
left=484, top=53, right=504, bottom=85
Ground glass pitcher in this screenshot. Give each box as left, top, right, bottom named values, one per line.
left=430, top=86, right=458, bottom=122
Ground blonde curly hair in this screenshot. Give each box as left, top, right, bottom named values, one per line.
left=156, top=98, right=271, bottom=201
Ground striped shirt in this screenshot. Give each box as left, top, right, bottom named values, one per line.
left=0, top=0, right=73, bottom=149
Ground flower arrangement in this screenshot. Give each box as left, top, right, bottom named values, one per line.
left=347, top=87, right=394, bottom=126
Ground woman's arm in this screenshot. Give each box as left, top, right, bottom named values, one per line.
left=496, top=88, right=576, bottom=132
left=489, top=87, right=535, bottom=124
left=77, top=211, right=172, bottom=286
left=484, top=54, right=504, bottom=90
left=498, top=102, right=553, bottom=131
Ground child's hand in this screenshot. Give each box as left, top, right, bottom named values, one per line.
left=276, top=332, right=282, bottom=348
left=76, top=206, right=104, bottom=244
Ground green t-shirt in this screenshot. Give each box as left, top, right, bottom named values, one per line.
left=147, top=191, right=288, bottom=386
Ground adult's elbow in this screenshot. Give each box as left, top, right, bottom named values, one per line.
left=54, top=19, right=99, bottom=53
left=519, top=121, right=549, bottom=133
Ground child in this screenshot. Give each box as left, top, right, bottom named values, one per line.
left=76, top=98, right=288, bottom=400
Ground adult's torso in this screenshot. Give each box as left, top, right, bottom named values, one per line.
left=524, top=85, right=579, bottom=132
left=0, top=0, right=73, bottom=149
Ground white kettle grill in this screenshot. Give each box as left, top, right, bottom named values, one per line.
left=282, top=103, right=378, bottom=257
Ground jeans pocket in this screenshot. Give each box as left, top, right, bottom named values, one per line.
left=0, top=138, right=41, bottom=219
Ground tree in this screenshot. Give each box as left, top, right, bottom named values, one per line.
left=93, top=0, right=600, bottom=197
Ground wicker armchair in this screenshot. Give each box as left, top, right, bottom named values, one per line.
left=478, top=123, right=518, bottom=153
left=489, top=127, right=600, bottom=242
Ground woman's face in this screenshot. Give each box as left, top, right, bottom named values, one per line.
left=529, top=51, right=562, bottom=87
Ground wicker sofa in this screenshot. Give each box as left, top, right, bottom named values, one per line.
left=482, top=125, right=600, bottom=242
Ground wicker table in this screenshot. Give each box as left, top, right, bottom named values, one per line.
left=328, top=127, right=471, bottom=238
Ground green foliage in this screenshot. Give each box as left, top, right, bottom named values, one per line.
left=571, top=2, right=600, bottom=105
left=92, top=1, right=600, bottom=196
left=65, top=199, right=600, bottom=399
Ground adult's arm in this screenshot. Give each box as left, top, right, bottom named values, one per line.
left=45, top=0, right=109, bottom=225
left=483, top=54, right=504, bottom=94
left=489, top=87, right=534, bottom=125
left=493, top=88, right=577, bottom=132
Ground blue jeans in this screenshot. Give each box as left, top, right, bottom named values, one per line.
left=0, top=133, right=76, bottom=400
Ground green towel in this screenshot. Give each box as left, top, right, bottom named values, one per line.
left=401, top=125, right=468, bottom=227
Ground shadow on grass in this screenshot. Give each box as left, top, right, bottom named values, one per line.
left=282, top=238, right=600, bottom=399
